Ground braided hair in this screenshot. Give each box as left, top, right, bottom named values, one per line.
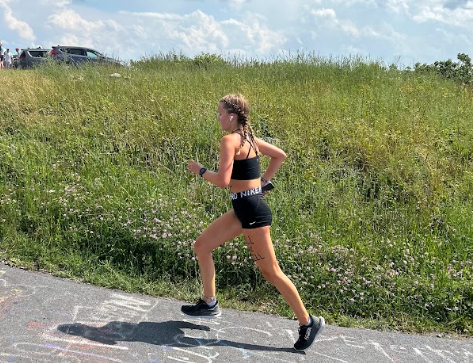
left=220, top=94, right=258, bottom=155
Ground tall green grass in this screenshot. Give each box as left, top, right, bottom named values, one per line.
left=0, top=55, right=471, bottom=335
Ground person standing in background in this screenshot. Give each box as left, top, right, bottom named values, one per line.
left=0, top=43, right=4, bottom=69
left=3, top=48, right=12, bottom=68
left=13, top=48, right=21, bottom=69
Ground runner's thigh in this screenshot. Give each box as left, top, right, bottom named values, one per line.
left=198, top=209, right=243, bottom=251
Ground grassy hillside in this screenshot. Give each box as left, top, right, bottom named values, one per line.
left=0, top=55, right=471, bottom=335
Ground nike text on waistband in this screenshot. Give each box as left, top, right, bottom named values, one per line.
left=230, top=185, right=262, bottom=200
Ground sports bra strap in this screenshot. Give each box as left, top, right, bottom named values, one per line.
left=232, top=130, right=258, bottom=159
left=245, top=141, right=254, bottom=159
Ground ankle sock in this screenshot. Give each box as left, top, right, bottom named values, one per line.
left=303, top=315, right=313, bottom=327
left=205, top=298, right=217, bottom=308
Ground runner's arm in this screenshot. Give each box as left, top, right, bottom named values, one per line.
left=188, top=136, right=234, bottom=188
left=255, top=137, right=286, bottom=181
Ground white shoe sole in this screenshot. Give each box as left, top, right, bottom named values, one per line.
left=180, top=310, right=222, bottom=319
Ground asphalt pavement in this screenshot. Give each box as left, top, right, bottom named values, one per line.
left=0, top=262, right=472, bottom=363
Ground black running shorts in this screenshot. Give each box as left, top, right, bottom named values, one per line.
left=231, top=192, right=272, bottom=229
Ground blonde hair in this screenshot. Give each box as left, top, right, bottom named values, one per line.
left=220, top=93, right=257, bottom=153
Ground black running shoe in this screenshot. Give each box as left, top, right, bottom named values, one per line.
left=294, top=315, right=325, bottom=351
left=181, top=299, right=221, bottom=318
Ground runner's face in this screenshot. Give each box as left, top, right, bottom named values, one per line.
left=217, top=103, right=231, bottom=131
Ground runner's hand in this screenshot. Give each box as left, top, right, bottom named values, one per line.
left=188, top=160, right=202, bottom=176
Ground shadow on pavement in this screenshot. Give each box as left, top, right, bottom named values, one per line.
left=57, top=320, right=300, bottom=354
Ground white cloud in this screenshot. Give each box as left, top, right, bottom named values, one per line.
left=412, top=2, right=473, bottom=26
left=233, top=13, right=287, bottom=53
left=326, top=0, right=378, bottom=7
left=311, top=8, right=337, bottom=20
left=386, top=0, right=410, bottom=14
left=298, top=1, right=415, bottom=63
left=218, top=0, right=249, bottom=11
left=45, top=9, right=125, bottom=55
left=435, top=26, right=473, bottom=48
left=48, top=9, right=104, bottom=32
left=122, top=9, right=286, bottom=56
left=306, top=5, right=389, bottom=40
left=170, top=11, right=229, bottom=53
left=39, top=0, right=72, bottom=6
left=342, top=44, right=369, bottom=56
left=0, top=0, right=35, bottom=41
left=341, top=22, right=360, bottom=36
left=118, top=11, right=184, bottom=21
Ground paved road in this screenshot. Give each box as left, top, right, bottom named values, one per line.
left=0, top=263, right=472, bottom=363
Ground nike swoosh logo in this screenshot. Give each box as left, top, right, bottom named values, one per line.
left=249, top=221, right=256, bottom=225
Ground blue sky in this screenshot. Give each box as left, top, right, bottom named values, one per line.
left=1, top=0, right=472, bottom=66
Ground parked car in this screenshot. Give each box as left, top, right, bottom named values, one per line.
left=18, top=48, right=51, bottom=69
left=49, top=46, right=122, bottom=66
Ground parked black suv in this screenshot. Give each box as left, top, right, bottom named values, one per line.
left=49, top=46, right=122, bottom=66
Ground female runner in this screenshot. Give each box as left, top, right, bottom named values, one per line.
left=182, top=93, right=324, bottom=351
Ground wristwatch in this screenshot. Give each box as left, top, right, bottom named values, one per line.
left=199, top=167, right=207, bottom=177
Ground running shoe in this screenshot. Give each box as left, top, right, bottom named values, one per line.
left=181, top=299, right=221, bottom=318
left=293, top=315, right=325, bottom=351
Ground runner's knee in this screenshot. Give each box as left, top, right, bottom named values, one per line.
left=258, top=264, right=283, bottom=283
left=193, top=236, right=212, bottom=256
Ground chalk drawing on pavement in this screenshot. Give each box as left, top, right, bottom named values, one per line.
left=1, top=266, right=472, bottom=363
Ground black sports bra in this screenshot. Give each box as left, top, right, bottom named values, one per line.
left=231, top=132, right=261, bottom=180
left=232, top=156, right=261, bottom=180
